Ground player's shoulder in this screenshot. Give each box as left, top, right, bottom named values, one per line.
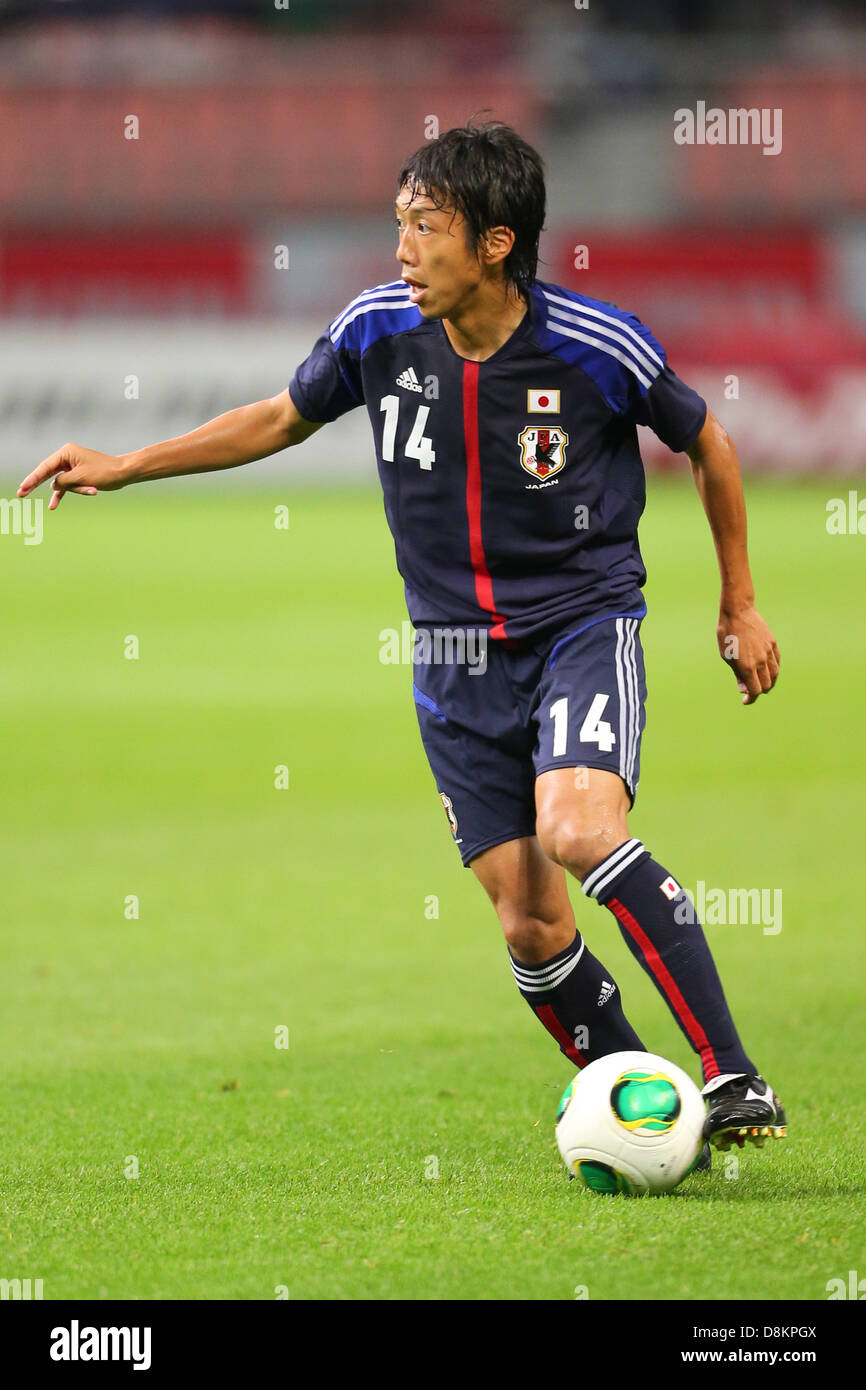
left=531, top=279, right=666, bottom=393
left=328, top=279, right=425, bottom=353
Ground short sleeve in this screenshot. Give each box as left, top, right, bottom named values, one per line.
left=628, top=363, right=707, bottom=454
left=289, top=332, right=363, bottom=424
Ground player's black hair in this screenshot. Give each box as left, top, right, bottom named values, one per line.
left=397, top=120, right=546, bottom=296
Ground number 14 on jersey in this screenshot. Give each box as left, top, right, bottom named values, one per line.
left=550, top=694, right=616, bottom=755
left=380, top=395, right=436, bottom=471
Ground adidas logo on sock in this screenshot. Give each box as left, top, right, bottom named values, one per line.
left=396, top=366, right=422, bottom=392
left=597, top=980, right=616, bottom=1006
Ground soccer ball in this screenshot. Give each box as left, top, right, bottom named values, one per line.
left=555, top=1050, right=705, bottom=1195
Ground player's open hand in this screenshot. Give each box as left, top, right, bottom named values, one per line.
left=717, top=604, right=780, bottom=706
left=18, top=442, right=129, bottom=511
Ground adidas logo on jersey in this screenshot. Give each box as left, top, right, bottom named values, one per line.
left=396, top=366, right=422, bottom=392
left=597, top=980, right=616, bottom=1006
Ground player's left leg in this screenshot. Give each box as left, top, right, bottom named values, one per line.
left=534, top=767, right=786, bottom=1150
left=531, top=616, right=786, bottom=1151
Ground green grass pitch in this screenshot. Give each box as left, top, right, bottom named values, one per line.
left=2, top=473, right=864, bottom=1301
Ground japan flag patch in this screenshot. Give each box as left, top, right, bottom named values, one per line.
left=527, top=389, right=560, bottom=414
left=659, top=876, right=681, bottom=900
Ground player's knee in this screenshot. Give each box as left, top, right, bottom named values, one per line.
left=498, top=907, right=573, bottom=964
left=536, top=813, right=623, bottom=878
left=482, top=880, right=567, bottom=959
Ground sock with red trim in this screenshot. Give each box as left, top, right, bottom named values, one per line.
left=582, top=839, right=756, bottom=1083
left=508, top=930, right=644, bottom=1068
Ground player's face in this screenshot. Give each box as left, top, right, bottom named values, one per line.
left=395, top=183, right=486, bottom=319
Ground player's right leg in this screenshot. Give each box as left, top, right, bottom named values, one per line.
left=469, top=834, right=647, bottom=1067
left=411, top=648, right=712, bottom=1169
left=410, top=633, right=645, bottom=1070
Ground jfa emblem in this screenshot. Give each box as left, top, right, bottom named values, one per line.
left=518, top=425, right=569, bottom=480
left=439, top=791, right=459, bottom=839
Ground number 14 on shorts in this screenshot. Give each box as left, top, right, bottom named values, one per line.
left=549, top=694, right=615, bottom=755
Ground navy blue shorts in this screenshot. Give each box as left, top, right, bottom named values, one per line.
left=412, top=610, right=647, bottom=867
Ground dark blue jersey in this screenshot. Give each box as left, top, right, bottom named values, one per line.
left=289, top=278, right=707, bottom=644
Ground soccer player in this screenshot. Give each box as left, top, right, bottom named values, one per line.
left=18, top=122, right=786, bottom=1156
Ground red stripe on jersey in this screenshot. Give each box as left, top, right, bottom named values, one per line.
left=606, top=897, right=721, bottom=1081
left=462, top=361, right=508, bottom=636
left=535, top=1004, right=589, bottom=1067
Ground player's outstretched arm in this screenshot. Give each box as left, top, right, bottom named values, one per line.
left=686, top=409, right=780, bottom=706
left=17, top=388, right=322, bottom=512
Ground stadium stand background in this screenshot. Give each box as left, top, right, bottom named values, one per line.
left=1, top=0, right=865, bottom=476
